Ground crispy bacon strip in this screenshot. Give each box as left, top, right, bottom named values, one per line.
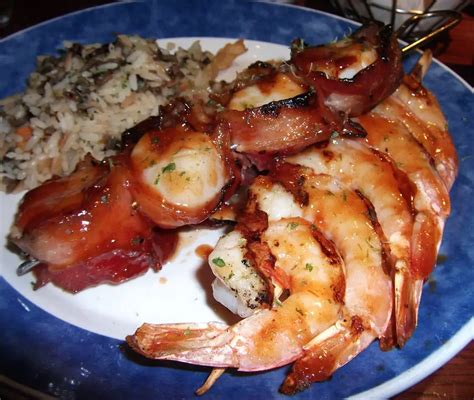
left=220, top=91, right=343, bottom=164
left=32, top=229, right=178, bottom=293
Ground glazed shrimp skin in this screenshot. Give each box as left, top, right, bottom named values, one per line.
left=286, top=138, right=415, bottom=348
left=128, top=217, right=346, bottom=372
left=378, top=53, right=458, bottom=190
left=356, top=108, right=452, bottom=345
left=358, top=112, right=449, bottom=277
left=128, top=166, right=392, bottom=393
left=266, top=166, right=392, bottom=392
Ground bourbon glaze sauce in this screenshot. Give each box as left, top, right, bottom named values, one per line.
left=195, top=244, right=214, bottom=260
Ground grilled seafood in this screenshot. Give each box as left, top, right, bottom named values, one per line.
left=291, top=22, right=403, bottom=116
left=13, top=155, right=177, bottom=292
left=286, top=138, right=414, bottom=347
left=128, top=166, right=393, bottom=394
left=7, top=22, right=458, bottom=395
left=11, top=23, right=399, bottom=291
left=127, top=52, right=457, bottom=393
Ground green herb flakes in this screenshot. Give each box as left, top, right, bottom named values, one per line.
left=212, top=257, right=226, bottom=267
left=162, top=162, right=176, bottom=173
left=287, top=221, right=299, bottom=230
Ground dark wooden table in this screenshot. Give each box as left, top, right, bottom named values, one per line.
left=0, top=1, right=472, bottom=399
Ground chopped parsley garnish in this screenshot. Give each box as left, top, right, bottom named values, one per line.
left=151, top=136, right=160, bottom=144
left=305, top=263, right=314, bottom=272
left=212, top=257, right=226, bottom=267
left=162, top=162, right=176, bottom=173
left=287, top=222, right=299, bottom=230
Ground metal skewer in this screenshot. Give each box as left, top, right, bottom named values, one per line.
left=399, top=10, right=462, bottom=54
left=17, top=258, right=41, bottom=276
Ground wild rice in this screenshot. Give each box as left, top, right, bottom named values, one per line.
left=0, top=35, right=221, bottom=192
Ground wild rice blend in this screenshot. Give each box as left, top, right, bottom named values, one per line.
left=0, top=35, right=218, bottom=192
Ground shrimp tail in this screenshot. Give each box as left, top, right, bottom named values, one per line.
left=280, top=317, right=372, bottom=395
left=394, top=212, right=441, bottom=347
left=126, top=322, right=237, bottom=368
left=411, top=212, right=441, bottom=279
left=394, top=271, right=424, bottom=347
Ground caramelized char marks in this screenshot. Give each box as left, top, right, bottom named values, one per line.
left=236, top=207, right=269, bottom=240
left=235, top=206, right=277, bottom=304
left=354, top=189, right=392, bottom=277
left=291, top=23, right=403, bottom=116
left=280, top=315, right=367, bottom=395
left=269, top=162, right=309, bottom=207
left=211, top=61, right=278, bottom=106
left=222, top=91, right=341, bottom=157
left=371, top=147, right=418, bottom=216
left=309, top=225, right=346, bottom=304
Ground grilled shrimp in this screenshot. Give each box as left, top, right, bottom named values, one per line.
left=127, top=165, right=393, bottom=394
left=128, top=217, right=346, bottom=370
left=346, top=54, right=457, bottom=345
left=286, top=138, right=414, bottom=347
left=378, top=52, right=458, bottom=189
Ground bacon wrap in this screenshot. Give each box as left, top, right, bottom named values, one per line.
left=221, top=91, right=342, bottom=164
left=291, top=23, right=403, bottom=116
left=12, top=156, right=178, bottom=292
left=32, top=230, right=178, bottom=293
left=129, top=126, right=236, bottom=229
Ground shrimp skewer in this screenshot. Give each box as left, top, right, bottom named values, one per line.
left=128, top=217, right=346, bottom=372
left=128, top=166, right=393, bottom=393
left=378, top=52, right=458, bottom=189
left=286, top=138, right=415, bottom=348
left=355, top=92, right=452, bottom=345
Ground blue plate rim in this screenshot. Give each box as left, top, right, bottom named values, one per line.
left=0, top=1, right=473, bottom=398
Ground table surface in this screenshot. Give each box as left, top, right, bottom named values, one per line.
left=0, top=1, right=472, bottom=399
